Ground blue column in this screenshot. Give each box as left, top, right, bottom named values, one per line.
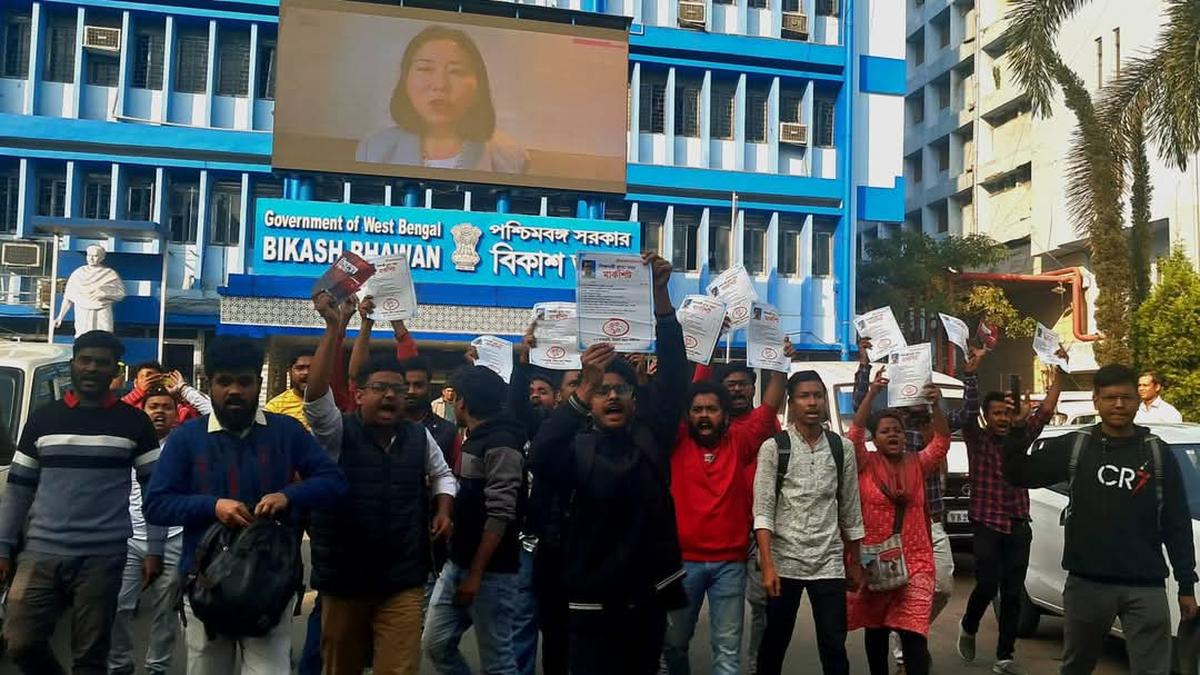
left=404, top=184, right=420, bottom=207
left=589, top=200, right=604, bottom=219
left=575, top=199, right=588, bottom=219
left=297, top=177, right=314, bottom=201
left=496, top=191, right=510, bottom=214
left=283, top=175, right=301, bottom=200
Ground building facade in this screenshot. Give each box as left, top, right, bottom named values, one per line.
left=903, top=0, right=1200, bottom=385
left=0, top=0, right=904, bottom=385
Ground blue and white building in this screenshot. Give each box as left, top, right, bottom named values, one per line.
left=0, top=0, right=904, bottom=382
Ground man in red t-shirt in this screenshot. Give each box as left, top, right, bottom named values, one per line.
left=664, top=363, right=786, bottom=675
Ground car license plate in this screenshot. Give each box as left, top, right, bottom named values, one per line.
left=947, top=510, right=969, bottom=524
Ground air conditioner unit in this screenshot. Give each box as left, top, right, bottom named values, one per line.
left=781, top=12, right=809, bottom=39
left=0, top=241, right=44, bottom=269
left=779, top=122, right=809, bottom=145
left=678, top=1, right=707, bottom=29
left=83, top=26, right=121, bottom=52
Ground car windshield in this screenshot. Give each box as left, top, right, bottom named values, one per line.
left=832, top=383, right=964, bottom=437
left=1171, top=445, right=1200, bottom=520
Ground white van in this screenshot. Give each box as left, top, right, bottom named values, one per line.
left=0, top=341, right=74, bottom=464
left=785, top=362, right=973, bottom=542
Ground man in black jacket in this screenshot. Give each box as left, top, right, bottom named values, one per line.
left=529, top=252, right=687, bottom=675
left=423, top=365, right=526, bottom=675
left=1004, top=363, right=1198, bottom=675
left=305, top=293, right=456, bottom=675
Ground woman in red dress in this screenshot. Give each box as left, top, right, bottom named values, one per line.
left=847, top=369, right=950, bottom=675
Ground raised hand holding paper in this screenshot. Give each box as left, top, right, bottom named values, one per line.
left=471, top=335, right=514, bottom=383
left=530, top=302, right=581, bottom=370
left=746, top=303, right=788, bottom=372
left=705, top=266, right=759, bottom=329
left=854, top=307, right=907, bottom=361
left=312, top=251, right=375, bottom=302
left=677, top=295, right=726, bottom=365
left=1032, top=322, right=1071, bottom=372
left=361, top=254, right=417, bottom=321
left=888, top=344, right=933, bottom=407
left=938, top=313, right=970, bottom=356
left=576, top=252, right=656, bottom=353
left=977, top=320, right=1001, bottom=351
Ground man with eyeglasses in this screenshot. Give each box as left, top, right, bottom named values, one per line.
left=303, top=292, right=457, bottom=675
left=957, top=348, right=1066, bottom=675
left=529, top=252, right=689, bottom=675
left=1003, top=363, right=1197, bottom=674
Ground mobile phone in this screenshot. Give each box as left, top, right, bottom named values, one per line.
left=1009, top=375, right=1021, bottom=401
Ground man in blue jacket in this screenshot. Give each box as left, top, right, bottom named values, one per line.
left=145, top=337, right=346, bottom=675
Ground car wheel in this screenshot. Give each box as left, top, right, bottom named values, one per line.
left=1016, top=590, right=1041, bottom=638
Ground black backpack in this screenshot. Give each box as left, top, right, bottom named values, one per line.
left=186, top=519, right=303, bottom=638
left=773, top=429, right=845, bottom=499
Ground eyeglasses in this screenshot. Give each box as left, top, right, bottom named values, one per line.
left=596, top=384, right=635, bottom=399
left=1098, top=394, right=1137, bottom=405
left=364, top=382, right=407, bottom=396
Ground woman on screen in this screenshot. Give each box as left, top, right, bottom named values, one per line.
left=356, top=26, right=529, bottom=173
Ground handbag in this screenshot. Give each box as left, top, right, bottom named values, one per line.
left=861, top=468, right=910, bottom=592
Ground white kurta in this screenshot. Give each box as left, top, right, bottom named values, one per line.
left=63, top=265, right=126, bottom=335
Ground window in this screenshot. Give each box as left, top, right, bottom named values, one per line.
left=936, top=142, right=950, bottom=172
left=779, top=216, right=803, bottom=276
left=0, top=172, right=18, bottom=233
left=674, top=78, right=701, bottom=138
left=256, top=39, right=276, bottom=99
left=910, top=33, right=925, bottom=66
left=743, top=215, right=767, bottom=275
left=132, top=30, right=165, bottom=89
left=209, top=182, right=241, bottom=245
left=710, top=83, right=735, bottom=140
left=935, top=203, right=949, bottom=233
left=814, top=98, right=835, bottom=147
left=816, top=0, right=838, bottom=17
left=639, top=76, right=666, bottom=134
left=82, top=175, right=111, bottom=219
left=639, top=208, right=664, bottom=254
left=910, top=94, right=925, bottom=124
left=935, top=15, right=950, bottom=48
left=37, top=176, right=66, bottom=217
left=908, top=153, right=923, bottom=184
left=315, top=177, right=345, bottom=203
left=127, top=177, right=154, bottom=220
left=1114, top=27, right=1121, bottom=78
left=216, top=28, right=250, bottom=96
left=86, top=53, right=119, bottom=87
left=782, top=0, right=800, bottom=12
left=937, top=81, right=950, bottom=109
left=812, top=219, right=835, bottom=276
left=748, top=0, right=768, bottom=8
left=747, top=89, right=768, bottom=142
left=175, top=31, right=209, bottom=94
left=352, top=180, right=387, bottom=205
left=1095, top=36, right=1103, bottom=88
left=43, top=16, right=76, bottom=83
left=671, top=213, right=699, bottom=272
left=780, top=92, right=803, bottom=124
left=707, top=212, right=730, bottom=272
left=168, top=181, right=200, bottom=243
left=2, top=12, right=31, bottom=78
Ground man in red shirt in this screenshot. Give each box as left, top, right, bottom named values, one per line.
left=663, top=367, right=785, bottom=675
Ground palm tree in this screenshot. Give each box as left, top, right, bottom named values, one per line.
left=1003, top=0, right=1133, bottom=364
left=1005, top=0, right=1200, bottom=364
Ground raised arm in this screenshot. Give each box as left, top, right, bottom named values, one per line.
left=850, top=368, right=887, bottom=469
left=308, top=293, right=355, bottom=403
left=347, top=296, right=376, bottom=384
left=918, top=385, right=952, bottom=474
left=647, top=253, right=688, bottom=449
left=759, top=337, right=793, bottom=414
left=1002, top=428, right=1071, bottom=489
left=1039, top=351, right=1069, bottom=417
left=850, top=337, right=872, bottom=412
left=947, top=347, right=986, bottom=431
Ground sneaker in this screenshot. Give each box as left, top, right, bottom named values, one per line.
left=957, top=622, right=976, bottom=663
left=992, top=660, right=1027, bottom=675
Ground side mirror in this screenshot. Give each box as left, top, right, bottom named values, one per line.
left=1058, top=508, right=1068, bottom=527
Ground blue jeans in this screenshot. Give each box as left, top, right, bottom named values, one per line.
left=298, top=594, right=322, bottom=675
left=662, top=560, right=747, bottom=675
left=512, top=548, right=539, bottom=675
left=422, top=560, right=519, bottom=675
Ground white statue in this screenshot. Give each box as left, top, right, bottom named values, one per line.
left=55, top=245, right=126, bottom=336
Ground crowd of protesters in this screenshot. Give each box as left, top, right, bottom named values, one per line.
left=0, top=252, right=1193, bottom=675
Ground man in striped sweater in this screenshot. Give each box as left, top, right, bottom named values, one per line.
left=0, top=330, right=165, bottom=675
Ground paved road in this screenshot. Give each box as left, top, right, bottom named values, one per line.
left=0, top=553, right=1129, bottom=674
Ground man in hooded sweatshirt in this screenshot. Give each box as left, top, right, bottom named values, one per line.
left=529, top=252, right=688, bottom=675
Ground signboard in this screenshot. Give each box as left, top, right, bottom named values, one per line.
left=252, top=199, right=639, bottom=288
